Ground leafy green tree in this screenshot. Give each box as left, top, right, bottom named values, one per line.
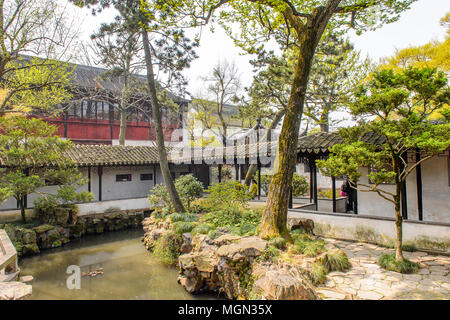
left=0, top=116, right=93, bottom=223
left=305, top=34, right=371, bottom=132
left=173, top=0, right=417, bottom=239
left=71, top=0, right=199, bottom=213
left=317, top=67, right=450, bottom=261
left=0, top=0, right=79, bottom=114
left=89, top=18, right=147, bottom=146
left=174, top=174, right=204, bottom=210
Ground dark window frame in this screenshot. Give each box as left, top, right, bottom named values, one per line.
left=116, top=174, right=132, bottom=182
left=140, top=173, right=153, bottom=181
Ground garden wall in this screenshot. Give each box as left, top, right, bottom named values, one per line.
left=288, top=209, right=450, bottom=254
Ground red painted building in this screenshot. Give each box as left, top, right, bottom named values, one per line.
left=35, top=62, right=187, bottom=145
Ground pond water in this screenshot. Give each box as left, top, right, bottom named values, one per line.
left=19, top=229, right=214, bottom=300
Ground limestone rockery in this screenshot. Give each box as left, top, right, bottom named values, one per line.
left=142, top=216, right=318, bottom=300
left=1, top=209, right=148, bottom=257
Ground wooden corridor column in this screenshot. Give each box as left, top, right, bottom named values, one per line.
left=309, top=161, right=314, bottom=203
left=98, top=166, right=103, bottom=201
left=313, top=161, right=318, bottom=211
left=416, top=151, right=423, bottom=221
left=218, top=165, right=222, bottom=183
left=332, top=176, right=336, bottom=213
left=88, top=167, right=91, bottom=192
left=257, top=162, right=261, bottom=200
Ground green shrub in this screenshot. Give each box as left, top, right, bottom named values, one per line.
left=311, top=262, right=328, bottom=286
left=152, top=231, right=182, bottom=265
left=379, top=242, right=417, bottom=252
left=191, top=223, right=214, bottom=235
left=149, top=175, right=204, bottom=213
left=377, top=253, right=419, bottom=274
left=172, top=221, right=195, bottom=234
left=174, top=174, right=204, bottom=210
left=269, top=236, right=287, bottom=250
left=167, top=212, right=198, bottom=223
left=292, top=174, right=309, bottom=197
left=291, top=235, right=326, bottom=257
left=318, top=189, right=340, bottom=199
left=258, top=245, right=280, bottom=263
left=203, top=180, right=252, bottom=212
left=148, top=184, right=171, bottom=211
left=260, top=173, right=309, bottom=197
left=320, top=250, right=351, bottom=272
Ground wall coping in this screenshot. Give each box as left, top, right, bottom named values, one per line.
left=289, top=208, right=450, bottom=228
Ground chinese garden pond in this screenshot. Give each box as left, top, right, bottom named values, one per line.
left=19, top=229, right=215, bottom=300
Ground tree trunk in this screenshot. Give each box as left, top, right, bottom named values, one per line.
left=260, top=6, right=337, bottom=239
left=18, top=197, right=26, bottom=224
left=319, top=109, right=329, bottom=133
left=243, top=109, right=286, bottom=186
left=394, top=187, right=404, bottom=261
left=141, top=29, right=185, bottom=212
left=118, top=108, right=126, bottom=146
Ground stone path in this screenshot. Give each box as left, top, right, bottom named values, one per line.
left=316, top=238, right=450, bottom=300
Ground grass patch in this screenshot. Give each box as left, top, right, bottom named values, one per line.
left=191, top=223, right=214, bottom=235
left=320, top=250, right=351, bottom=272
left=290, top=233, right=326, bottom=257
left=269, top=236, right=287, bottom=250
left=377, top=253, right=419, bottom=274
left=167, top=212, right=198, bottom=223
left=152, top=231, right=182, bottom=265
left=379, top=242, right=417, bottom=252
left=257, top=245, right=280, bottom=263
left=311, top=262, right=327, bottom=286
left=172, top=221, right=195, bottom=234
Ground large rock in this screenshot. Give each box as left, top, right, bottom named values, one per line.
left=0, top=282, right=32, bottom=300
left=288, top=218, right=314, bottom=234
left=217, top=236, right=267, bottom=262
left=255, top=270, right=317, bottom=300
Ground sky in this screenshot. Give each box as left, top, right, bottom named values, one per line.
left=73, top=0, right=449, bottom=98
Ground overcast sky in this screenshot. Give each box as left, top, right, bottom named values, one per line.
left=74, top=0, right=449, bottom=97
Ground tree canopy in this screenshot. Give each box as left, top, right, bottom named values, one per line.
left=317, top=67, right=450, bottom=260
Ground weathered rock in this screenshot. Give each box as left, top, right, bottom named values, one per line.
left=21, top=229, right=36, bottom=244
left=288, top=218, right=314, bottom=234
left=142, top=228, right=166, bottom=250
left=213, top=234, right=241, bottom=246
left=256, top=270, right=317, bottom=300
left=22, top=243, right=40, bottom=255
left=181, top=233, right=193, bottom=254
left=217, top=237, right=267, bottom=262
left=0, top=282, right=32, bottom=300
left=20, top=276, right=34, bottom=283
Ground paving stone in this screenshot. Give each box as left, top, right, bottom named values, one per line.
left=357, top=290, right=383, bottom=300
left=336, top=285, right=357, bottom=295
left=402, top=274, right=422, bottom=282
left=418, top=268, right=430, bottom=275
left=317, top=289, right=346, bottom=300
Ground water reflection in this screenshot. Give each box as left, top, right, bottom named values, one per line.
left=20, top=230, right=214, bottom=300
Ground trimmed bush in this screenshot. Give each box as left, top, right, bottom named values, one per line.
left=377, top=253, right=419, bottom=274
